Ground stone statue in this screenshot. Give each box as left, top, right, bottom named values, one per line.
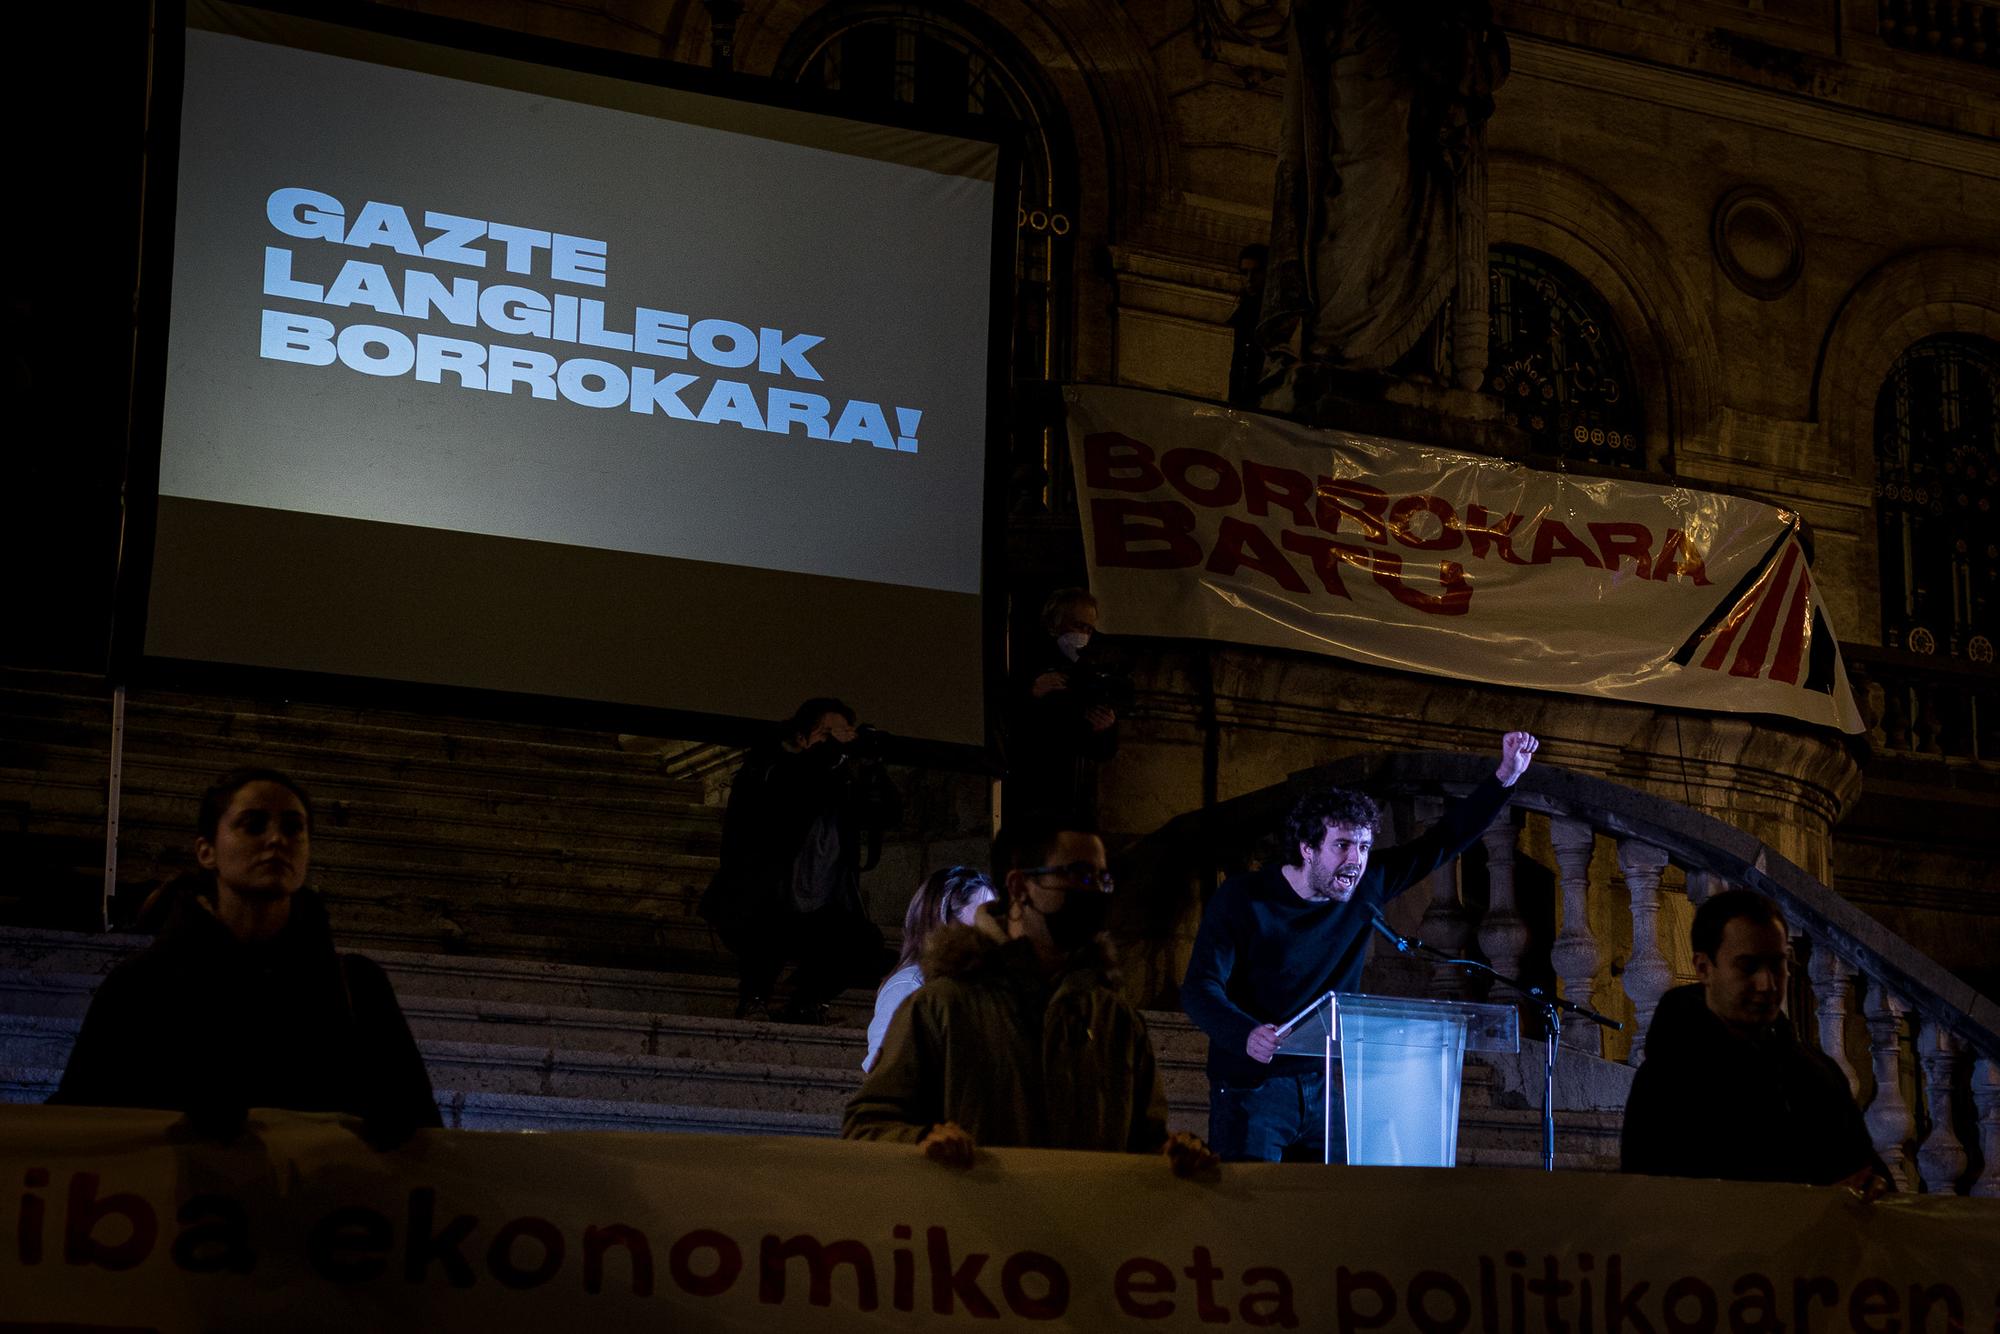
left=1256, top=1, right=1509, bottom=408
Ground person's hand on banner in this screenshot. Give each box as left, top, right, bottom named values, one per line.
left=1246, top=1024, right=1280, bottom=1064
left=1164, top=1131, right=1220, bottom=1179
left=919, top=1120, right=977, bottom=1169
left=1836, top=1165, right=1891, bottom=1202
left=1495, top=731, right=1540, bottom=787
left=166, top=1103, right=249, bottom=1144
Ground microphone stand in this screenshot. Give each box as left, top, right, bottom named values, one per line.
left=1371, top=915, right=1622, bottom=1172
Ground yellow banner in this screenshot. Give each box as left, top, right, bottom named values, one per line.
left=1066, top=385, right=1864, bottom=733
left=3, top=1105, right=1992, bottom=1331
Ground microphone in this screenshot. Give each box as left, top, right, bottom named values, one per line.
left=1367, top=909, right=1409, bottom=953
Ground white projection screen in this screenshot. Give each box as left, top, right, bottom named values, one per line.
left=124, top=0, right=1012, bottom=756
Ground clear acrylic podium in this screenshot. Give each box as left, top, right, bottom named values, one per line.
left=1273, top=991, right=1519, bottom=1166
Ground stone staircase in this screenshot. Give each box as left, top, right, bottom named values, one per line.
left=0, top=666, right=1629, bottom=1167
left=0, top=925, right=1628, bottom=1166
left=0, top=666, right=727, bottom=968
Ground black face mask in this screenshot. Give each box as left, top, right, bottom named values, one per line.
left=1042, top=891, right=1110, bottom=955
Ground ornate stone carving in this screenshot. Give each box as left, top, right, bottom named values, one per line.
left=1711, top=187, right=1803, bottom=301
left=1971, top=1057, right=2000, bottom=1199
left=1683, top=868, right=1727, bottom=907
left=1616, top=839, right=1672, bottom=1064
left=1414, top=796, right=1477, bottom=998
left=1547, top=816, right=1603, bottom=1053
left=1806, top=946, right=1860, bottom=1097
left=1862, top=986, right=1916, bottom=1191
left=1914, top=1018, right=1967, bottom=1195
left=1476, top=817, right=1528, bottom=997
left=1258, top=2, right=1508, bottom=405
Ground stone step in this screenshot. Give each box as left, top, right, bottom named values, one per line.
left=0, top=1053, right=1608, bottom=1167
left=0, top=671, right=718, bottom=781
left=7, top=762, right=720, bottom=846
left=299, top=901, right=731, bottom=973
left=440, top=1089, right=843, bottom=1136
left=0, top=1013, right=1215, bottom=1120
left=0, top=728, right=706, bottom=822
left=0, top=924, right=1623, bottom=1170
left=0, top=929, right=877, bottom=1024
left=0, top=949, right=1616, bottom=1166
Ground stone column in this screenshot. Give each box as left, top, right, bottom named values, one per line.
left=1452, top=127, right=1491, bottom=392
left=1476, top=817, right=1528, bottom=997
left=1915, top=1018, right=1967, bottom=1195
left=1683, top=869, right=1727, bottom=907
left=1863, top=986, right=1916, bottom=1191
left=1971, top=1057, right=2000, bottom=1199
left=1806, top=946, right=1860, bottom=1097
left=1415, top=797, right=1476, bottom=999
left=1548, top=816, right=1603, bottom=1053
left=1617, top=839, right=1673, bottom=1064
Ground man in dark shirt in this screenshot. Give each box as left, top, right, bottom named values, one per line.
left=1181, top=732, right=1539, bottom=1162
left=1622, top=890, right=1888, bottom=1191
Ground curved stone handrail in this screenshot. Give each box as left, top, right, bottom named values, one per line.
left=1123, top=748, right=1998, bottom=1192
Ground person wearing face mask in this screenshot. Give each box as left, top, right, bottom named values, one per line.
left=1004, top=588, right=1131, bottom=826
left=49, top=767, right=440, bottom=1143
left=843, top=821, right=1217, bottom=1177
left=1621, top=890, right=1888, bottom=1191
left=1181, top=732, right=1539, bottom=1163
left=699, top=697, right=902, bottom=1023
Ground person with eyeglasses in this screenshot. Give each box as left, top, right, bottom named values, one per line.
left=844, top=820, right=1216, bottom=1177
left=861, top=865, right=997, bottom=1072
left=1182, top=731, right=1539, bottom=1163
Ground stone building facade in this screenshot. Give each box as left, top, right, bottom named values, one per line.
left=6, top=0, right=1991, bottom=998
left=366, top=0, right=2000, bottom=992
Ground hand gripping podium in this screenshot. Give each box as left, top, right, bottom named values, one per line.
left=1273, top=991, right=1519, bottom=1166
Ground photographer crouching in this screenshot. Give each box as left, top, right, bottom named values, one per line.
left=699, top=698, right=901, bottom=1023
left=1006, top=588, right=1132, bottom=826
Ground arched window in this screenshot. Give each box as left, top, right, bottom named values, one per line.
left=1874, top=335, right=2000, bottom=663
left=1485, top=246, right=1647, bottom=469
left=776, top=5, right=1076, bottom=511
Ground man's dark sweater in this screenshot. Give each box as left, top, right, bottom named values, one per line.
left=1181, top=776, right=1511, bottom=1088
left=1622, top=983, right=1885, bottom=1186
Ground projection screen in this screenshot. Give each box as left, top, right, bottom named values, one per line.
left=127, top=0, right=1010, bottom=754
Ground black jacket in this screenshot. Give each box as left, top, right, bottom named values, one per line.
left=50, top=887, right=440, bottom=1134
left=700, top=733, right=900, bottom=941
left=1621, top=983, right=1883, bottom=1186
left=1004, top=637, right=1129, bottom=822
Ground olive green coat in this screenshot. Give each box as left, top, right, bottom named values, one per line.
left=842, top=907, right=1170, bottom=1154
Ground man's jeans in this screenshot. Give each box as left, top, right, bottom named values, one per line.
left=1207, top=1066, right=1347, bottom=1163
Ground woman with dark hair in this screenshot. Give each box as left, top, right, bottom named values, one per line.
left=50, top=767, right=441, bottom=1140
left=861, top=865, right=996, bottom=1071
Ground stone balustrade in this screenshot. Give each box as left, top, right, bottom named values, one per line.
left=1845, top=644, right=1999, bottom=764
left=1403, top=755, right=2000, bottom=1195
left=1119, top=749, right=2000, bottom=1194
left=1877, top=0, right=2000, bottom=68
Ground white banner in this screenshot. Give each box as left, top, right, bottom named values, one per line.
left=1067, top=386, right=1863, bottom=733
left=3, top=1105, right=1994, bottom=1331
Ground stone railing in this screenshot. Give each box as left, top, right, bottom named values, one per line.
left=1877, top=0, right=2000, bottom=67
left=1115, top=750, right=2000, bottom=1194
left=1845, top=643, right=1999, bottom=766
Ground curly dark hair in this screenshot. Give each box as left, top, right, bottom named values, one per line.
left=1282, top=787, right=1380, bottom=865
